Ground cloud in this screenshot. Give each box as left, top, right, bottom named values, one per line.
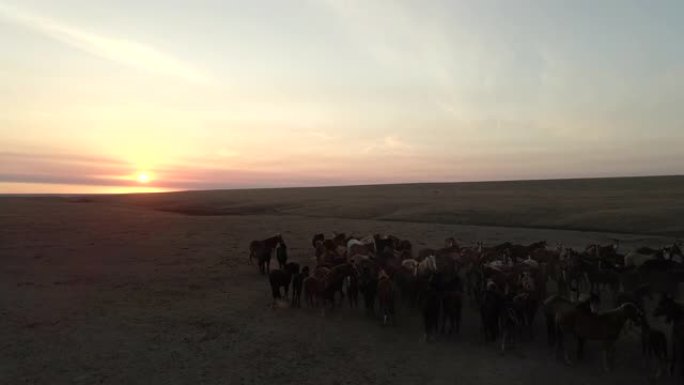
left=362, top=135, right=413, bottom=154
left=0, top=3, right=209, bottom=84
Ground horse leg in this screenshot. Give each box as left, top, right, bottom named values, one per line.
left=456, top=306, right=462, bottom=334
left=577, top=337, right=585, bottom=361
left=546, top=314, right=556, bottom=346
left=672, top=338, right=677, bottom=377
left=557, top=330, right=571, bottom=365
left=600, top=340, right=614, bottom=372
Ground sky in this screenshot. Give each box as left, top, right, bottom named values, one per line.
left=1, top=0, right=682, bottom=193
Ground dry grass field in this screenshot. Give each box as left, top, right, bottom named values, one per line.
left=1, top=176, right=682, bottom=384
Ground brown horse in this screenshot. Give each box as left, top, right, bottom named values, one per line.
left=303, top=276, right=323, bottom=307
left=377, top=270, right=395, bottom=326
left=556, top=302, right=643, bottom=371
left=543, top=295, right=577, bottom=347
left=249, top=234, right=284, bottom=275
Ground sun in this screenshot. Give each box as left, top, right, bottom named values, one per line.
left=136, top=172, right=151, bottom=184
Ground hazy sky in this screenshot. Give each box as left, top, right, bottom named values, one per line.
left=1, top=0, right=682, bottom=193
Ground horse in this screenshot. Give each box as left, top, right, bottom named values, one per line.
left=268, top=262, right=299, bottom=305
left=276, top=242, right=288, bottom=270
left=417, top=255, right=437, bottom=278
left=441, top=285, right=463, bottom=336
left=291, top=266, right=309, bottom=307
left=359, top=265, right=378, bottom=316
left=325, top=263, right=356, bottom=307
left=638, top=259, right=683, bottom=297
left=481, top=281, right=503, bottom=342
left=249, top=234, right=284, bottom=275
left=345, top=275, right=359, bottom=307
left=653, top=295, right=684, bottom=382
left=641, top=320, right=669, bottom=379
left=377, top=270, right=395, bottom=326
left=495, top=241, right=547, bottom=264
left=543, top=295, right=577, bottom=347
left=348, top=236, right=375, bottom=259
left=464, top=262, right=485, bottom=307
left=624, top=246, right=666, bottom=268
left=556, top=302, right=643, bottom=371
left=584, top=260, right=621, bottom=299
left=423, top=282, right=442, bottom=342
left=499, top=294, right=521, bottom=354
left=401, top=259, right=418, bottom=277
left=303, top=275, right=322, bottom=307
left=374, top=234, right=395, bottom=255
left=332, top=232, right=348, bottom=249
left=312, top=233, right=325, bottom=248
left=615, top=284, right=652, bottom=313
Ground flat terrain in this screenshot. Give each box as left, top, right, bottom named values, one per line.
left=1, top=176, right=682, bottom=384
left=106, top=175, right=684, bottom=237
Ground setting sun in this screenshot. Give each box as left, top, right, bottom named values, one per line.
left=136, top=172, right=151, bottom=184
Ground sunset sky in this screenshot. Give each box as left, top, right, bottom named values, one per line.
left=1, top=1, right=682, bottom=193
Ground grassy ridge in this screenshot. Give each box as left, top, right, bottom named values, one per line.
left=96, top=175, right=684, bottom=237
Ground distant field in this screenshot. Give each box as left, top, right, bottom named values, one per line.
left=93, top=175, right=684, bottom=237
left=2, top=175, right=682, bottom=384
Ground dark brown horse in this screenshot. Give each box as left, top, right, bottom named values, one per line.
left=249, top=234, right=284, bottom=275
left=291, top=266, right=308, bottom=307
left=312, top=233, right=325, bottom=248
left=268, top=262, right=299, bottom=305
left=441, top=288, right=463, bottom=336
left=556, top=302, right=643, bottom=371
left=654, top=295, right=684, bottom=382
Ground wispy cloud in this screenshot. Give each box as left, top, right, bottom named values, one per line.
left=0, top=3, right=209, bottom=83
left=362, top=135, right=413, bottom=154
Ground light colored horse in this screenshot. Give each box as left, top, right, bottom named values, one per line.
left=417, top=254, right=437, bottom=277
left=486, top=260, right=512, bottom=272
left=624, top=248, right=663, bottom=267
left=401, top=259, right=419, bottom=276
left=347, top=235, right=375, bottom=257
left=521, top=256, right=540, bottom=270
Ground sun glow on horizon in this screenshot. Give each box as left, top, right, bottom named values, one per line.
left=136, top=172, right=152, bottom=184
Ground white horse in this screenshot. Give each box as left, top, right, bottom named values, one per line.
left=347, top=235, right=375, bottom=257
left=486, top=260, right=512, bottom=272
left=417, top=255, right=437, bottom=277
left=401, top=259, right=419, bottom=276
left=521, top=256, right=540, bottom=270
left=624, top=248, right=663, bottom=268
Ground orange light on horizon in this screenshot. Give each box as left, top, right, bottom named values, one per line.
left=136, top=172, right=152, bottom=184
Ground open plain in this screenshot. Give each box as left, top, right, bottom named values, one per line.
left=2, top=176, right=683, bottom=385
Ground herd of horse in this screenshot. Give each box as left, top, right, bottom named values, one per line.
left=248, top=233, right=684, bottom=379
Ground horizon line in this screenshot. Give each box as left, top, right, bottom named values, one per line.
left=1, top=173, right=682, bottom=197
